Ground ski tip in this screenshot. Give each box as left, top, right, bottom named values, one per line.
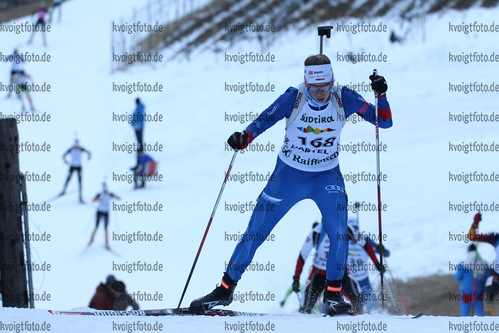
left=104, top=246, right=121, bottom=257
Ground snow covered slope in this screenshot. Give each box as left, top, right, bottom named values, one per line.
left=0, top=0, right=498, bottom=331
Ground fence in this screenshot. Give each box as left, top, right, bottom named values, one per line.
left=111, top=0, right=211, bottom=72
left=0, top=0, right=39, bottom=11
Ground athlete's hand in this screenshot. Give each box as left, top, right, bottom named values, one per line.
left=369, top=74, right=387, bottom=94
left=474, top=212, right=482, bottom=224
left=292, top=275, right=300, bottom=293
left=376, top=263, right=386, bottom=273
left=227, top=131, right=252, bottom=150
left=375, top=243, right=389, bottom=256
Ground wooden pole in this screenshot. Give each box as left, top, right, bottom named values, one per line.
left=0, top=118, right=28, bottom=308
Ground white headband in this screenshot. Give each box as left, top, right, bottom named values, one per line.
left=304, top=64, right=334, bottom=84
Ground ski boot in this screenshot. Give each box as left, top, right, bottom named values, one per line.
left=105, top=231, right=110, bottom=249
left=323, top=280, right=352, bottom=316
left=189, top=273, right=237, bottom=313
left=88, top=230, right=97, bottom=246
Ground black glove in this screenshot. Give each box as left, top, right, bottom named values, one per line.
left=369, top=74, right=388, bottom=94
left=375, top=243, right=387, bottom=254
left=376, top=263, right=386, bottom=273
left=227, top=131, right=250, bottom=150
left=347, top=227, right=357, bottom=243
left=292, top=275, right=300, bottom=292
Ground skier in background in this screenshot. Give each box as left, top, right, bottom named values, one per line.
left=28, top=1, right=49, bottom=46
left=190, top=53, right=392, bottom=316
left=13, top=71, right=35, bottom=112
left=88, top=183, right=121, bottom=249
left=292, top=220, right=363, bottom=314
left=292, top=220, right=327, bottom=313
left=4, top=49, right=25, bottom=98
left=49, top=0, right=63, bottom=24
left=60, top=138, right=91, bottom=203
left=347, top=216, right=387, bottom=313
left=454, top=244, right=489, bottom=316
left=467, top=212, right=499, bottom=315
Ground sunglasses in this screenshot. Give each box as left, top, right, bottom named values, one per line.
left=306, top=83, right=333, bottom=92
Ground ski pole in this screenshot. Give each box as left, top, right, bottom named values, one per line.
left=177, top=150, right=239, bottom=308
left=383, top=255, right=410, bottom=315
left=83, top=215, right=93, bottom=234
left=383, top=277, right=398, bottom=312
left=280, top=287, right=294, bottom=307
left=354, top=201, right=360, bottom=224
left=295, top=290, right=302, bottom=306
left=470, top=211, right=480, bottom=316
left=372, top=68, right=386, bottom=309
left=113, top=210, right=120, bottom=234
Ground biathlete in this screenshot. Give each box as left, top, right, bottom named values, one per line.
left=60, top=139, right=91, bottom=203
left=468, top=213, right=499, bottom=315
left=189, top=53, right=392, bottom=316
left=88, top=183, right=121, bottom=249
left=28, top=2, right=49, bottom=46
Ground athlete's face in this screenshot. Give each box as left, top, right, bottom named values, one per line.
left=307, top=82, right=332, bottom=104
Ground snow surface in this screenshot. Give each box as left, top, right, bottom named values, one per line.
left=1, top=0, right=498, bottom=331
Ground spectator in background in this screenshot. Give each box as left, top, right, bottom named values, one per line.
left=131, top=152, right=156, bottom=189
left=454, top=244, right=489, bottom=316
left=132, top=98, right=145, bottom=152
left=89, top=275, right=139, bottom=311
left=89, top=275, right=117, bottom=310
left=112, top=281, right=140, bottom=311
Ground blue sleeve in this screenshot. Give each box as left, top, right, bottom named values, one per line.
left=367, top=237, right=390, bottom=257
left=245, top=87, right=298, bottom=140
left=341, top=86, right=392, bottom=129
left=455, top=263, right=464, bottom=281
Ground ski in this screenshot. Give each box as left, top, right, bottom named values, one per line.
left=80, top=245, right=90, bottom=256
left=40, top=189, right=77, bottom=205
left=104, top=245, right=121, bottom=257
left=395, top=313, right=423, bottom=319
left=48, top=308, right=415, bottom=318
left=49, top=308, right=271, bottom=317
